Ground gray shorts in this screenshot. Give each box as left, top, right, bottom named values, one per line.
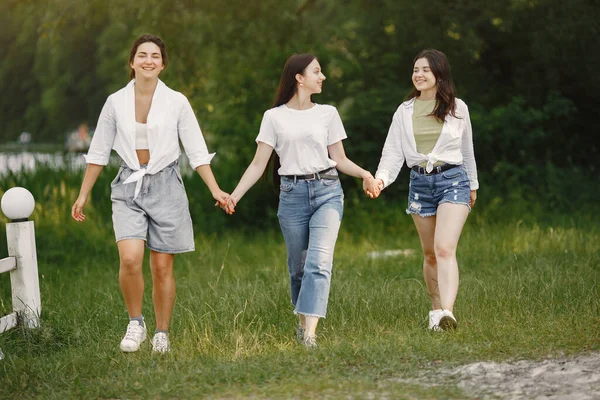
left=110, top=160, right=195, bottom=254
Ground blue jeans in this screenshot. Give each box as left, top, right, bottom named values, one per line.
left=277, top=176, right=344, bottom=318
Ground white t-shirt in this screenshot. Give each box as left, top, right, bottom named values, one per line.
left=255, top=104, right=347, bottom=175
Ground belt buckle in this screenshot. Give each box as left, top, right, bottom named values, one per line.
left=305, top=173, right=317, bottom=181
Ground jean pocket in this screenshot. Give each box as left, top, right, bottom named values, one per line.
left=173, top=167, right=184, bottom=188
left=322, top=178, right=340, bottom=186
left=441, top=167, right=462, bottom=179
left=280, top=182, right=294, bottom=192
left=110, top=166, right=125, bottom=188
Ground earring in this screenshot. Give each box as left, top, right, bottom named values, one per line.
left=300, top=83, right=304, bottom=86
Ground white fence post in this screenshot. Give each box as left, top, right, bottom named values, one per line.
left=0, top=187, right=40, bottom=333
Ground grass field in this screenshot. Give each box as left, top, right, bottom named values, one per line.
left=1, top=206, right=599, bottom=399
left=0, top=165, right=599, bottom=399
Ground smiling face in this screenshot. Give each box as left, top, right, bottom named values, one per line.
left=129, top=42, right=165, bottom=81
left=297, top=58, right=326, bottom=94
left=412, top=57, right=437, bottom=96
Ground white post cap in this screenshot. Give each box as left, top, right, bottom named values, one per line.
left=1, top=187, right=35, bottom=220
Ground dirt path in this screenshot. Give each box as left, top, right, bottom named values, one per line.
left=396, top=352, right=600, bottom=399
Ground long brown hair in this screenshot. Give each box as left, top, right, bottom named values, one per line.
left=406, top=49, right=458, bottom=122
left=266, top=54, right=317, bottom=185
left=128, top=34, right=168, bottom=80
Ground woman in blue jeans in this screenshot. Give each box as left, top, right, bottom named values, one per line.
left=222, top=54, right=376, bottom=347
left=365, top=49, right=479, bottom=331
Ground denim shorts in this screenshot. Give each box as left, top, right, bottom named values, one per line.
left=110, top=160, right=195, bottom=253
left=406, top=165, right=471, bottom=217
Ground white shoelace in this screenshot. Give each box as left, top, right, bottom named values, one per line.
left=303, top=335, right=317, bottom=348
left=124, top=325, right=142, bottom=341
left=153, top=334, right=169, bottom=351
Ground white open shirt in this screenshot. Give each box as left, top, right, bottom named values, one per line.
left=84, top=79, right=215, bottom=199
left=375, top=98, right=479, bottom=190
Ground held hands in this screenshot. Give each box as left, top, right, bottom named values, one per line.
left=212, top=189, right=230, bottom=207
left=363, top=176, right=384, bottom=199
left=212, top=190, right=232, bottom=212
left=215, top=193, right=237, bottom=215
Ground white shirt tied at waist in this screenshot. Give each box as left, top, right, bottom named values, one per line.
left=375, top=98, right=479, bottom=190
left=84, top=79, right=215, bottom=199
left=122, top=167, right=147, bottom=200
left=424, top=153, right=440, bottom=173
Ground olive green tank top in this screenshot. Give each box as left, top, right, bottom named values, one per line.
left=413, top=99, right=443, bottom=168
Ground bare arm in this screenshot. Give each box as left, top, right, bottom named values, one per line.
left=328, top=141, right=371, bottom=179
left=328, top=141, right=379, bottom=197
left=71, top=163, right=104, bottom=221
left=195, top=164, right=229, bottom=205
left=224, top=142, right=274, bottom=214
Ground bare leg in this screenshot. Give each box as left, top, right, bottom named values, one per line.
left=299, top=314, right=306, bottom=329
left=434, top=203, right=470, bottom=311
left=303, top=315, right=319, bottom=339
left=150, top=251, right=176, bottom=331
left=117, top=239, right=146, bottom=317
left=411, top=215, right=441, bottom=310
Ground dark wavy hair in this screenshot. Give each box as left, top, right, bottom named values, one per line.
left=407, top=49, right=458, bottom=122
left=128, top=34, right=168, bottom=80
left=267, top=54, right=317, bottom=185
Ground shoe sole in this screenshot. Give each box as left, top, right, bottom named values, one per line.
left=439, top=316, right=457, bottom=331
left=151, top=348, right=170, bottom=353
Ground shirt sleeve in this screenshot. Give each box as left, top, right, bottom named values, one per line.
left=375, top=110, right=406, bottom=188
left=255, top=110, right=277, bottom=147
left=327, top=107, right=348, bottom=145
left=84, top=96, right=116, bottom=165
left=459, top=102, right=479, bottom=190
left=178, top=95, right=215, bottom=169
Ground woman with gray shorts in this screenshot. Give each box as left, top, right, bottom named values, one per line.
left=365, top=49, right=479, bottom=332
left=71, top=34, right=229, bottom=353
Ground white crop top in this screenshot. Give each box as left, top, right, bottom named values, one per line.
left=135, top=122, right=149, bottom=150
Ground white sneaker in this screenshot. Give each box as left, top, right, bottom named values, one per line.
left=120, top=320, right=147, bottom=352
left=296, top=324, right=305, bottom=342
left=428, top=309, right=443, bottom=332
left=439, top=309, right=457, bottom=330
left=302, top=335, right=317, bottom=349
left=152, top=332, right=170, bottom=353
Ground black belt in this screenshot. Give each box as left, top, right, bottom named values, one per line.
left=283, top=168, right=339, bottom=181
left=411, top=163, right=459, bottom=175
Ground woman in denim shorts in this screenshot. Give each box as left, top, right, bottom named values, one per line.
left=366, top=49, right=479, bottom=331
left=71, top=34, right=229, bottom=353
left=220, top=54, right=376, bottom=348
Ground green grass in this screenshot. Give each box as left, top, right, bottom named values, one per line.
left=0, top=211, right=599, bottom=399
left=0, top=166, right=599, bottom=398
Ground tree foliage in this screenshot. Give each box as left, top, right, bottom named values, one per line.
left=2, top=0, right=598, bottom=174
